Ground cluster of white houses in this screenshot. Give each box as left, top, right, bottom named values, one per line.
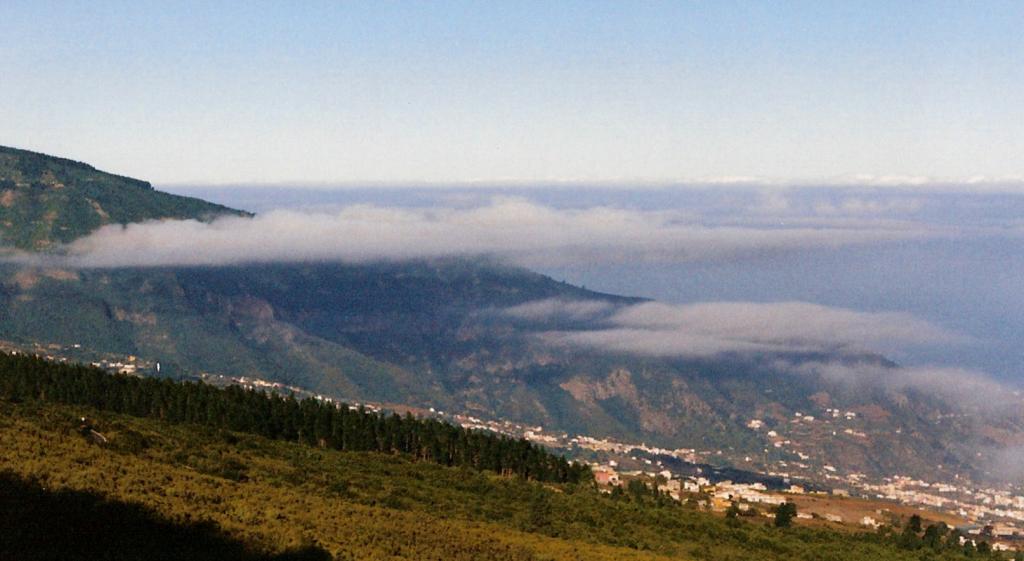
left=592, top=463, right=787, bottom=510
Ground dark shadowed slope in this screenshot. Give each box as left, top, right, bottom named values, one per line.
left=0, top=472, right=331, bottom=561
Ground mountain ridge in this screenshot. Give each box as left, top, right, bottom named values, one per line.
left=0, top=145, right=249, bottom=250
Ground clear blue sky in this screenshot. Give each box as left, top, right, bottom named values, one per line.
left=2, top=1, right=1022, bottom=185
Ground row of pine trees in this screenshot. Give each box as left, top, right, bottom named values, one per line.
left=0, top=352, right=591, bottom=484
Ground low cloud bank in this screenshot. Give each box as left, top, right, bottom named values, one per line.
left=20, top=198, right=935, bottom=268
left=524, top=299, right=1014, bottom=413
left=535, top=301, right=963, bottom=357
left=790, top=361, right=1016, bottom=410
left=503, top=298, right=617, bottom=322
left=988, top=444, right=1024, bottom=481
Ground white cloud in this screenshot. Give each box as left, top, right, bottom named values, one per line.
left=540, top=301, right=964, bottom=358
left=503, top=298, right=616, bottom=322
left=532, top=299, right=1011, bottom=413
left=813, top=197, right=924, bottom=216
left=988, top=443, right=1024, bottom=481
left=790, top=360, right=1022, bottom=413
left=548, top=326, right=790, bottom=356
left=809, top=175, right=1024, bottom=192
left=34, top=198, right=935, bottom=268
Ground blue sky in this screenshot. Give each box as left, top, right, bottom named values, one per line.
left=2, top=1, right=1023, bottom=184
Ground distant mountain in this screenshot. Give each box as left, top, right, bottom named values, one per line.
left=0, top=146, right=248, bottom=250
left=0, top=260, right=635, bottom=408
left=0, top=146, right=1019, bottom=485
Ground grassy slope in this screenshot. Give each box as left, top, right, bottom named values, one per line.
left=0, top=401, right=669, bottom=561
left=0, top=400, right=982, bottom=561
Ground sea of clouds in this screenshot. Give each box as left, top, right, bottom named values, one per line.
left=21, top=194, right=957, bottom=268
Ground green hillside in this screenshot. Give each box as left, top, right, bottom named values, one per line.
left=0, top=146, right=248, bottom=250
left=0, top=358, right=1003, bottom=561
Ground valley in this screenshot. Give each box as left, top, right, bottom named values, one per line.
left=2, top=145, right=1024, bottom=558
